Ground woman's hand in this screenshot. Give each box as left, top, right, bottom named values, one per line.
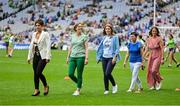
left=112, top=59, right=115, bottom=64
left=123, top=62, right=126, bottom=68
left=112, top=56, right=117, bottom=64
left=161, top=59, right=164, bottom=65
left=84, top=58, right=88, bottom=65
left=66, top=57, right=69, bottom=64
left=27, top=59, right=31, bottom=64
left=141, top=63, right=145, bottom=70
left=46, top=59, right=50, bottom=63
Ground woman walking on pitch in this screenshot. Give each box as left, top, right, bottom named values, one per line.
left=123, top=32, right=143, bottom=93
left=66, top=23, right=88, bottom=96
left=144, top=27, right=164, bottom=90
left=96, top=24, right=120, bottom=95
left=164, top=33, right=180, bottom=67
left=27, top=19, right=51, bottom=96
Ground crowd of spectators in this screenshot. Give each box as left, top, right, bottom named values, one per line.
left=0, top=0, right=179, bottom=50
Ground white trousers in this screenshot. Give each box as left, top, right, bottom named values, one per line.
left=129, top=62, right=143, bottom=90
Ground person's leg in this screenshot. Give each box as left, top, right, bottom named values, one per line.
left=147, top=57, right=155, bottom=88
left=9, top=45, right=14, bottom=56
left=33, top=54, right=40, bottom=89
left=10, top=48, right=14, bottom=56
left=5, top=42, right=9, bottom=56
left=68, top=57, right=78, bottom=83
left=129, top=63, right=136, bottom=90
left=76, top=57, right=85, bottom=89
left=151, top=58, right=163, bottom=90
left=102, top=58, right=109, bottom=91
left=36, top=59, right=49, bottom=95
left=106, top=59, right=116, bottom=86
left=38, top=59, right=47, bottom=87
left=105, top=59, right=117, bottom=93
left=129, top=62, right=141, bottom=90
left=172, top=53, right=178, bottom=64
left=168, top=51, right=173, bottom=66
left=32, top=54, right=41, bottom=95
left=164, top=51, right=169, bottom=62
left=35, top=57, right=48, bottom=88
left=134, top=63, right=143, bottom=89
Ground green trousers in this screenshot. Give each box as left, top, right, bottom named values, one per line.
left=68, top=57, right=85, bottom=88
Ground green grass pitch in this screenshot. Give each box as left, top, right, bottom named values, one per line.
left=0, top=50, right=180, bottom=105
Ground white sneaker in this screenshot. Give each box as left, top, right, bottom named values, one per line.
left=126, top=89, right=133, bottom=92
left=104, top=90, right=109, bottom=95
left=72, top=90, right=80, bottom=96
left=112, top=85, right=118, bottom=94
left=156, top=82, right=162, bottom=90
left=149, top=86, right=155, bottom=90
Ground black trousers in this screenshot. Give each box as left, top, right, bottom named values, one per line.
left=33, top=53, right=47, bottom=89
left=102, top=57, right=116, bottom=91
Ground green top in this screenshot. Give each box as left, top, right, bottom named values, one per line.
left=3, top=33, right=11, bottom=42
left=70, top=33, right=88, bottom=57
left=167, top=39, right=176, bottom=48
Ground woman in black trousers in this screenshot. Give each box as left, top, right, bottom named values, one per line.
left=27, top=19, right=51, bottom=96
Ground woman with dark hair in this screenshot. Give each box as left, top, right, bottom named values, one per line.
left=66, top=23, right=88, bottom=96
left=27, top=19, right=51, bottom=96
left=96, top=24, right=120, bottom=95
left=164, top=33, right=180, bottom=67
left=123, top=32, right=143, bottom=93
left=144, top=27, right=164, bottom=90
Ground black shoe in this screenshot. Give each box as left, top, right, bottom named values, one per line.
left=44, top=86, right=49, bottom=96
left=32, top=91, right=40, bottom=96
left=177, top=63, right=180, bottom=68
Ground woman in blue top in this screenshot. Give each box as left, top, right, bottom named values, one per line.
left=96, top=24, right=120, bottom=95
left=123, top=32, right=144, bottom=93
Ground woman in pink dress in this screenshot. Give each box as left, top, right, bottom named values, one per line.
left=144, top=27, right=164, bottom=90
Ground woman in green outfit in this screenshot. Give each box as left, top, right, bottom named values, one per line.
left=66, top=23, right=88, bottom=96
left=164, top=34, right=180, bottom=67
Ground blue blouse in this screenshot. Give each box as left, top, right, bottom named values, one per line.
left=128, top=41, right=142, bottom=63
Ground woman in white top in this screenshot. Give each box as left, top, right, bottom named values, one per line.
left=27, top=19, right=51, bottom=96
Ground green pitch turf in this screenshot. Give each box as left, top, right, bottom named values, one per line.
left=0, top=50, right=180, bottom=105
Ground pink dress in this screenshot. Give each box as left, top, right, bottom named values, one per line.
left=147, top=36, right=163, bottom=87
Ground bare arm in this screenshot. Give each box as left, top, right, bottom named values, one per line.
left=176, top=44, right=180, bottom=51
left=159, top=37, right=164, bottom=64
left=143, top=39, right=149, bottom=61
left=84, top=40, right=88, bottom=65
left=27, top=34, right=34, bottom=63
left=123, top=51, right=129, bottom=68
left=66, top=45, right=72, bottom=64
